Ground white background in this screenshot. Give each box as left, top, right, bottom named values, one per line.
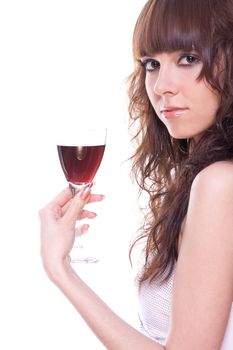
left=0, top=1, right=146, bottom=349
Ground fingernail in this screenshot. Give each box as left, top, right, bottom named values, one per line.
left=80, top=186, right=92, bottom=200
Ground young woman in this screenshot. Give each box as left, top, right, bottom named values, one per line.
left=39, top=0, right=233, bottom=348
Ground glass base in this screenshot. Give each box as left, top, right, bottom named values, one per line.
left=70, top=256, right=99, bottom=264
left=70, top=239, right=99, bottom=264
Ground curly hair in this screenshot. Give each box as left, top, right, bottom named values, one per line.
left=128, top=0, right=233, bottom=284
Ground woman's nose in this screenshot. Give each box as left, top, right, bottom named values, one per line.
left=153, top=66, right=179, bottom=96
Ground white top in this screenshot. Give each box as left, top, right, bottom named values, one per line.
left=137, top=269, right=233, bottom=349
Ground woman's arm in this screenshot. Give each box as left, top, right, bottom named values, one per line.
left=51, top=259, right=165, bottom=349
left=40, top=161, right=233, bottom=350
left=166, top=161, right=233, bottom=350
left=40, top=186, right=165, bottom=350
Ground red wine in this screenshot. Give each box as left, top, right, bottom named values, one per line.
left=57, top=145, right=105, bottom=184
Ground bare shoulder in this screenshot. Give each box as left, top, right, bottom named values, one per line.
left=188, top=161, right=233, bottom=220
left=192, top=160, right=233, bottom=195
left=169, top=161, right=233, bottom=349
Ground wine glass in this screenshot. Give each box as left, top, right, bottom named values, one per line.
left=57, top=128, right=107, bottom=263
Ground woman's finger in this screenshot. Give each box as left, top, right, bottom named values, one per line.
left=61, top=193, right=104, bottom=213
left=51, top=188, right=73, bottom=207
left=75, top=224, right=90, bottom=237
left=39, top=188, right=72, bottom=221
left=64, top=186, right=92, bottom=223
left=79, top=209, right=97, bottom=220
left=88, top=193, right=105, bottom=203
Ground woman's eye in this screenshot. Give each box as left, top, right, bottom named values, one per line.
left=179, top=55, right=200, bottom=65
left=141, top=59, right=160, bottom=72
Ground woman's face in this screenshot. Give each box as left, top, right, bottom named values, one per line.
left=141, top=51, right=220, bottom=141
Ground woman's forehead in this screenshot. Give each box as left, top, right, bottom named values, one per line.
left=134, top=0, right=211, bottom=57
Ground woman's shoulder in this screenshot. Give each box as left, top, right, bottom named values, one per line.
left=192, top=160, right=233, bottom=193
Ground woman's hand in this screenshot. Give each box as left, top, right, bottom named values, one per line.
left=39, top=185, right=104, bottom=280
left=39, top=187, right=163, bottom=350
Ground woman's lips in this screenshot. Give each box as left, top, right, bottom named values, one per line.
left=160, top=107, right=188, bottom=120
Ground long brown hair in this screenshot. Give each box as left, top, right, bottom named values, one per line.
left=128, top=0, right=233, bottom=284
